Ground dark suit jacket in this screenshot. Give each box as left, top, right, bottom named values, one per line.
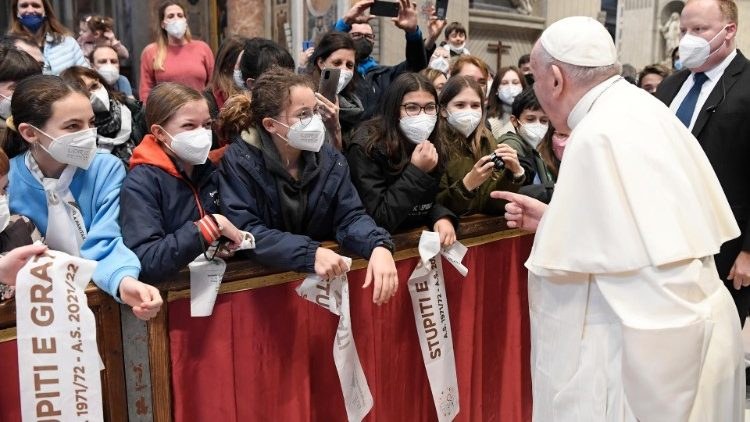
left=655, top=50, right=750, bottom=279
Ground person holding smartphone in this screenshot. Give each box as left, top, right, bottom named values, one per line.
left=307, top=32, right=362, bottom=149
left=334, top=0, right=428, bottom=120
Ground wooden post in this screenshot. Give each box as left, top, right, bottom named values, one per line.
left=488, top=40, right=512, bottom=72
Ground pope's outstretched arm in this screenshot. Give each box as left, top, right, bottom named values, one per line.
left=490, top=191, right=547, bottom=232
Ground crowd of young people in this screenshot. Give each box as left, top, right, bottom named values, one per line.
left=0, top=0, right=566, bottom=319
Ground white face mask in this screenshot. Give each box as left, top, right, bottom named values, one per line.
left=233, top=69, right=246, bottom=90
left=449, top=43, right=465, bottom=53
left=166, top=127, right=212, bottom=165
left=165, top=19, right=188, bottom=39
left=277, top=114, right=326, bottom=152
left=0, top=195, right=9, bottom=232
left=399, top=114, right=437, bottom=144
left=89, top=86, right=110, bottom=113
left=0, top=93, right=10, bottom=119
left=678, top=26, right=728, bottom=69
left=33, top=126, right=98, bottom=169
left=447, top=110, right=482, bottom=138
left=429, top=57, right=450, bottom=74
left=336, top=69, right=354, bottom=94
left=97, top=64, right=120, bottom=86
left=497, top=84, right=522, bottom=105
left=518, top=122, right=548, bottom=148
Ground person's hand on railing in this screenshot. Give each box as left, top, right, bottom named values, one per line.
left=433, top=217, right=456, bottom=247
left=315, top=247, right=350, bottom=280
left=490, top=191, right=547, bottom=232
left=119, top=276, right=163, bottom=321
left=211, top=214, right=243, bottom=250
left=0, top=243, right=48, bottom=286
left=363, top=246, right=398, bottom=305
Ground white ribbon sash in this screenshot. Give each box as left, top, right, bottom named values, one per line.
left=189, top=231, right=256, bottom=317
left=26, top=153, right=87, bottom=256
left=15, top=249, right=103, bottom=421
left=296, top=257, right=374, bottom=422
left=408, top=231, right=468, bottom=422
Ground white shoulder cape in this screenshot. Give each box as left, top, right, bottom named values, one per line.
left=527, top=80, right=739, bottom=274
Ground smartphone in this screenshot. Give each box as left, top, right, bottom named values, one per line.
left=318, top=68, right=341, bottom=102
left=370, top=1, right=400, bottom=18
left=435, top=0, right=449, bottom=20
left=302, top=40, right=314, bottom=51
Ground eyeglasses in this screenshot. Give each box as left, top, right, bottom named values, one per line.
left=401, top=103, right=438, bottom=117
left=350, top=32, right=375, bottom=41
left=278, top=109, right=320, bottom=128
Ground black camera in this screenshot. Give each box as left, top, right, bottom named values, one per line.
left=488, top=152, right=505, bottom=171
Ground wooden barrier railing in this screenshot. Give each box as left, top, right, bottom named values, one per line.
left=0, top=215, right=530, bottom=422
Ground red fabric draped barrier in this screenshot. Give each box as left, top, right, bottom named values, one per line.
left=0, top=339, right=21, bottom=421
left=168, top=235, right=533, bottom=421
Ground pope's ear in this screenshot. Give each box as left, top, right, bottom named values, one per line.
left=550, top=64, right=564, bottom=92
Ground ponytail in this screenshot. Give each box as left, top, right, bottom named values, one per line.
left=215, top=93, right=252, bottom=142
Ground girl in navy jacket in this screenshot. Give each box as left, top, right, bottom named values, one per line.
left=120, top=82, right=242, bottom=283
left=217, top=67, right=399, bottom=305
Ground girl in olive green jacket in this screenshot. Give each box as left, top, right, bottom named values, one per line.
left=436, top=76, right=524, bottom=216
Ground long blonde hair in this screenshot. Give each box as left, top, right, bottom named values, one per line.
left=153, top=1, right=193, bottom=72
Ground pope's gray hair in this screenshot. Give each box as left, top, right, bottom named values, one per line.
left=535, top=44, right=622, bottom=86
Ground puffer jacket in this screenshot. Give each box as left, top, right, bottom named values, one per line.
left=120, top=134, right=220, bottom=283
left=219, top=127, right=392, bottom=273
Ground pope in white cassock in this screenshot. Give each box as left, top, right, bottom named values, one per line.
left=492, top=16, right=745, bottom=422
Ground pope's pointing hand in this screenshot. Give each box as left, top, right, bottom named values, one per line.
left=490, top=191, right=547, bottom=232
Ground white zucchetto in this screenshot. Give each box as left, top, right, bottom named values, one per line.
left=540, top=16, right=618, bottom=67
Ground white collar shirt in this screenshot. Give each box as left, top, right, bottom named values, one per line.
left=669, top=49, right=737, bottom=130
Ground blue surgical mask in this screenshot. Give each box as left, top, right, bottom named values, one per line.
left=674, top=59, right=683, bottom=71
left=18, top=13, right=45, bottom=32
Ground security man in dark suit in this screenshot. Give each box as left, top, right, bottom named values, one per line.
left=656, top=0, right=750, bottom=324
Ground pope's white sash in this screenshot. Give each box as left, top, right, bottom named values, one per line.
left=15, top=249, right=103, bottom=421
left=408, top=231, right=467, bottom=422
left=296, top=257, right=373, bottom=422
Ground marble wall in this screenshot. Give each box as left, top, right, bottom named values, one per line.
left=228, top=0, right=266, bottom=38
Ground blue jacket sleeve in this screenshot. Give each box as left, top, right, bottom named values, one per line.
left=80, top=156, right=140, bottom=301
left=219, top=151, right=320, bottom=273
left=334, top=18, right=351, bottom=33
left=331, top=155, right=392, bottom=259
left=118, top=76, right=134, bottom=97
left=120, top=168, right=206, bottom=283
